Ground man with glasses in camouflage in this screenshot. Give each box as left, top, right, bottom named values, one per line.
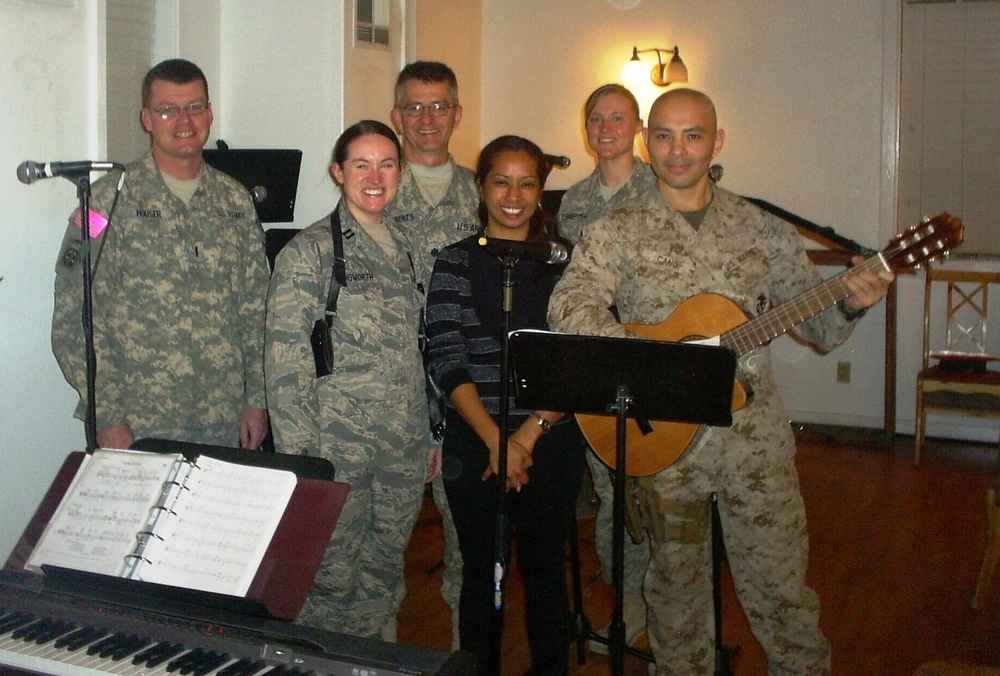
left=388, top=61, right=479, bottom=648
left=51, top=58, right=269, bottom=452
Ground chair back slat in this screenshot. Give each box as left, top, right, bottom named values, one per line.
left=923, top=266, right=1000, bottom=365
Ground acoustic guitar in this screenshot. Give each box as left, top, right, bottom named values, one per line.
left=578, top=213, right=964, bottom=476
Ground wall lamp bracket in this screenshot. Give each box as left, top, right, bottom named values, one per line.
left=627, top=45, right=689, bottom=87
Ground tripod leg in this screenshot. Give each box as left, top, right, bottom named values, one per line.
left=711, top=492, right=737, bottom=676
left=567, top=504, right=591, bottom=665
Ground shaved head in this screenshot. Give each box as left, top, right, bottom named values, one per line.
left=648, top=88, right=718, bottom=134
left=643, top=88, right=724, bottom=210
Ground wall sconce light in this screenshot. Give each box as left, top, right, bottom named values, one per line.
left=623, top=46, right=689, bottom=87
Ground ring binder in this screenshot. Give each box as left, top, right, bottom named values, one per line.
left=16, top=444, right=350, bottom=621
left=122, top=539, right=157, bottom=579
left=25, top=448, right=298, bottom=598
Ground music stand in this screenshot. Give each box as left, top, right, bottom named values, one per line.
left=509, top=329, right=737, bottom=676
left=203, top=147, right=302, bottom=223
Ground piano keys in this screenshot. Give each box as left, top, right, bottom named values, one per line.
left=0, top=570, right=474, bottom=675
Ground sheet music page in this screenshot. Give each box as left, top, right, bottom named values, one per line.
left=133, top=455, right=297, bottom=597
left=25, top=449, right=181, bottom=577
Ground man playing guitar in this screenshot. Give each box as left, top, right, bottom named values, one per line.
left=548, top=88, right=896, bottom=675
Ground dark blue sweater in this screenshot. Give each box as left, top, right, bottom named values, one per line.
left=424, top=234, right=567, bottom=421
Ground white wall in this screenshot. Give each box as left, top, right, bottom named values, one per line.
left=480, top=0, right=903, bottom=433
left=217, top=0, right=344, bottom=228
left=1, top=0, right=100, bottom=564
left=481, top=1, right=891, bottom=246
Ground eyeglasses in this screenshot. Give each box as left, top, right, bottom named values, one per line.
left=149, top=101, right=210, bottom=120
left=397, top=102, right=455, bottom=118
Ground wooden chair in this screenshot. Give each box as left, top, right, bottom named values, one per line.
left=914, top=265, right=1000, bottom=464
left=972, top=476, right=1000, bottom=609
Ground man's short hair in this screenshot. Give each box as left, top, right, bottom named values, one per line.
left=584, top=83, right=640, bottom=120
left=394, top=61, right=459, bottom=106
left=142, top=59, right=209, bottom=108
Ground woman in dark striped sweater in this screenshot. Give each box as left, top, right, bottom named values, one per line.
left=424, top=135, right=586, bottom=675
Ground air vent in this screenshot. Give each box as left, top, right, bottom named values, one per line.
left=356, top=0, right=390, bottom=47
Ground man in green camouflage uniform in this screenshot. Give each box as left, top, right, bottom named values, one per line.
left=388, top=61, right=479, bottom=646
left=51, top=59, right=269, bottom=451
left=266, top=121, right=432, bottom=638
left=548, top=89, right=894, bottom=675
left=557, top=84, right=657, bottom=652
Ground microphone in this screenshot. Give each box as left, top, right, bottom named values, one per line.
left=544, top=154, right=571, bottom=168
left=250, top=185, right=267, bottom=203
left=478, top=237, right=569, bottom=264
left=17, top=160, right=125, bottom=185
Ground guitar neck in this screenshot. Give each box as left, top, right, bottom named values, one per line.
left=720, top=253, right=887, bottom=356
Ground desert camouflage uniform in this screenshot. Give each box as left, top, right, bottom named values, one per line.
left=265, top=201, right=429, bottom=638
left=557, top=159, right=657, bottom=600
left=549, top=186, right=861, bottom=675
left=388, top=160, right=479, bottom=616
left=50, top=151, right=268, bottom=445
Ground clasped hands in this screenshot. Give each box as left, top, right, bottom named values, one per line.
left=483, top=427, right=536, bottom=492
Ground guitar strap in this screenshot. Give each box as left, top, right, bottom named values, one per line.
left=743, top=196, right=877, bottom=257
left=711, top=164, right=876, bottom=257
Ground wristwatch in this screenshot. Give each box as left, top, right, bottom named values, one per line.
left=530, top=412, right=551, bottom=434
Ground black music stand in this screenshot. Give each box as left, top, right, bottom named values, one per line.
left=509, top=329, right=737, bottom=676
left=203, top=146, right=302, bottom=223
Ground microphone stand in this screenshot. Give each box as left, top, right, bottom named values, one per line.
left=487, top=255, right=517, bottom=676
left=70, top=171, right=99, bottom=452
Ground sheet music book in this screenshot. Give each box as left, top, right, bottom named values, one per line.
left=25, top=448, right=297, bottom=598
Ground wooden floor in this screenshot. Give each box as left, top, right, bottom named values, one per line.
left=397, top=430, right=1000, bottom=675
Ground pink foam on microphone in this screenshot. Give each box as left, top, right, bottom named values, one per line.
left=73, top=208, right=109, bottom=238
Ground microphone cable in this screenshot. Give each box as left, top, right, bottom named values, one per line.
left=90, top=170, right=127, bottom=278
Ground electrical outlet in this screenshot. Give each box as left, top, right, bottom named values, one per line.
left=837, top=361, right=851, bottom=383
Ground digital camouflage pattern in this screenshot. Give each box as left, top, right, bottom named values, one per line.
left=557, top=158, right=656, bottom=245
left=50, top=151, right=268, bottom=444
left=549, top=186, right=859, bottom=675
left=389, top=160, right=480, bottom=292
left=389, top=159, right=478, bottom=619
left=265, top=202, right=429, bottom=637
left=557, top=158, right=657, bottom=600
